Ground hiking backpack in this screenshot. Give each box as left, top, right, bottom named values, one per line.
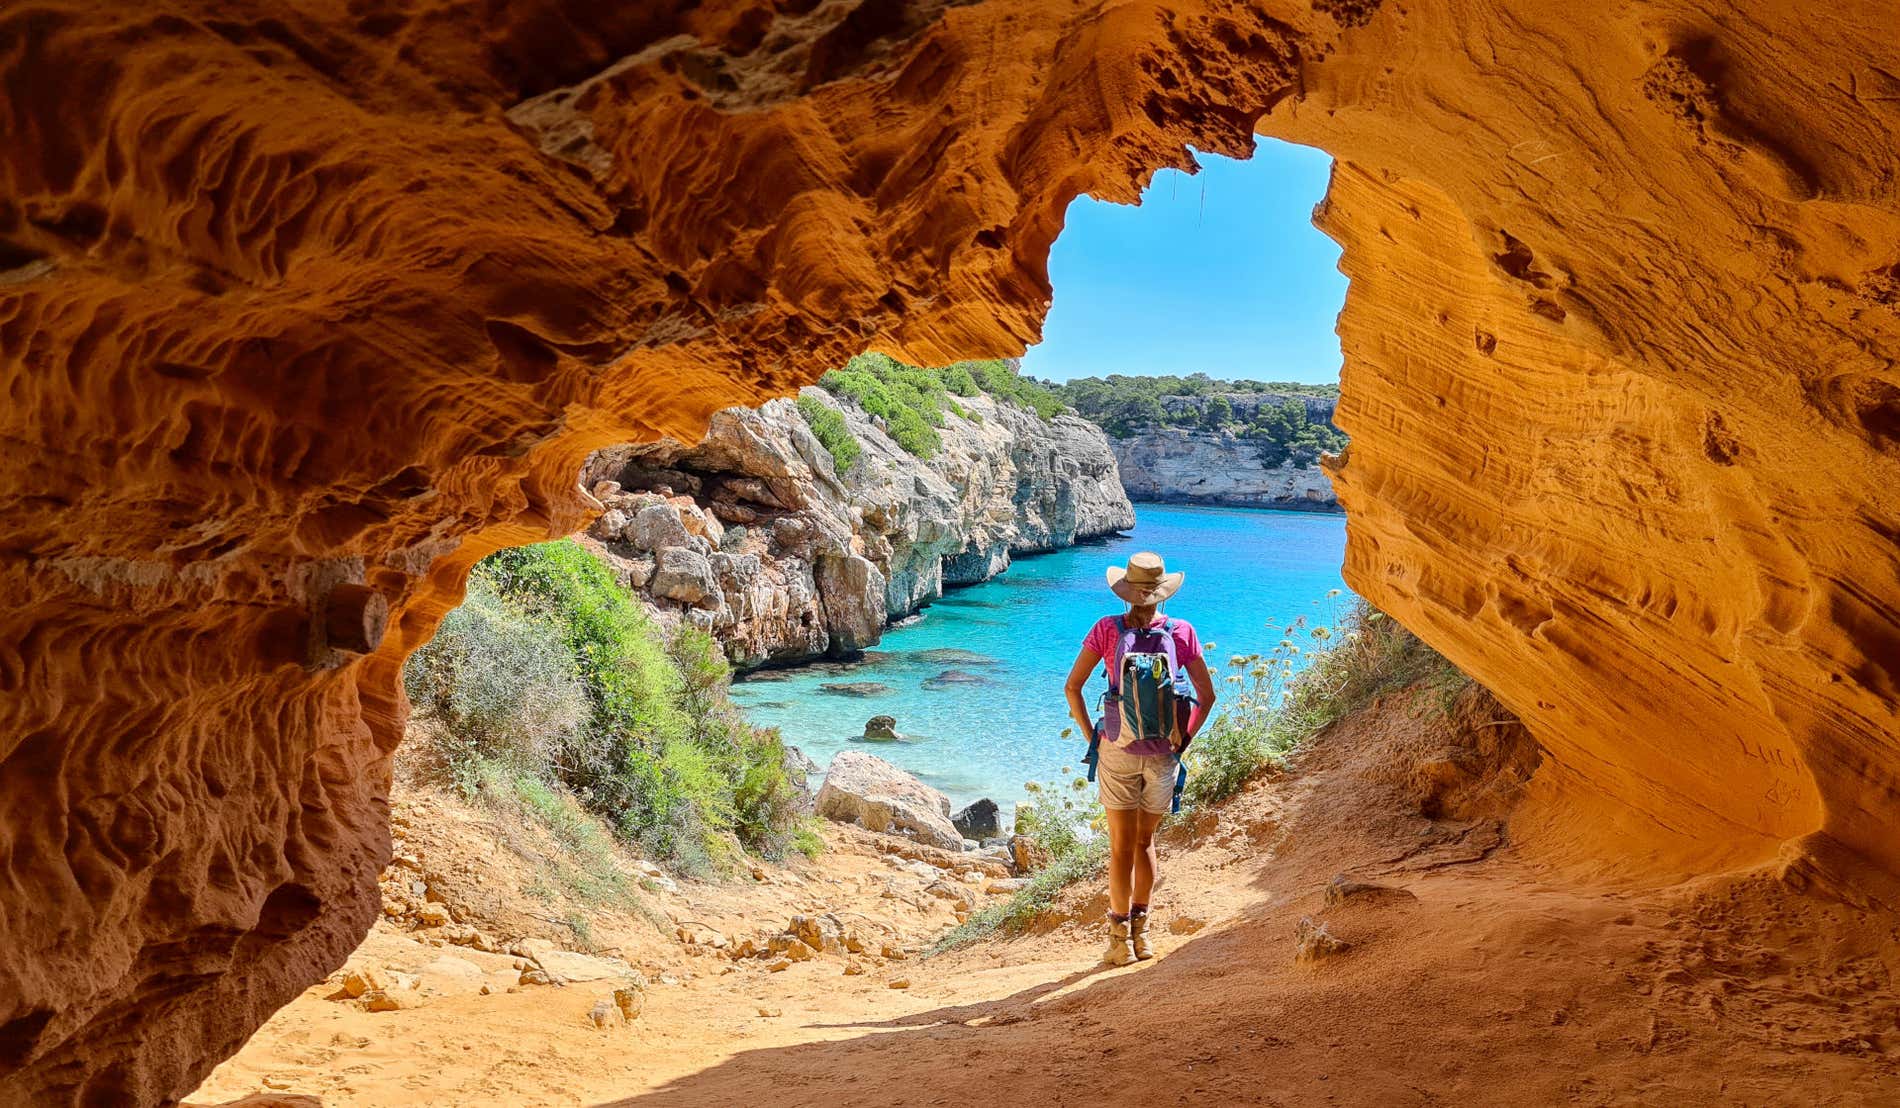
left=1083, top=616, right=1197, bottom=812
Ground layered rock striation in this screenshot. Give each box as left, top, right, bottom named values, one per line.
left=3, top=1, right=1899, bottom=1102
left=1111, top=427, right=1341, bottom=510
left=580, top=389, right=1132, bottom=668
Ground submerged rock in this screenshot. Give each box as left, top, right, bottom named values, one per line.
left=911, top=648, right=998, bottom=667
left=814, top=751, right=961, bottom=851
left=922, top=668, right=991, bottom=689
left=863, top=715, right=900, bottom=741
left=819, top=681, right=892, bottom=698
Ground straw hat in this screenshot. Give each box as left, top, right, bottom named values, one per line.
left=1106, top=551, right=1184, bottom=605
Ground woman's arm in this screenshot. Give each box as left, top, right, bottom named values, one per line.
left=1064, top=648, right=1103, bottom=739
left=1184, top=654, right=1217, bottom=738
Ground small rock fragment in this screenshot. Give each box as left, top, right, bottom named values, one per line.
left=1323, top=874, right=1417, bottom=906
left=1294, top=916, right=1350, bottom=963
left=340, top=967, right=387, bottom=999
left=588, top=999, right=627, bottom=1029
left=613, top=986, right=644, bottom=1022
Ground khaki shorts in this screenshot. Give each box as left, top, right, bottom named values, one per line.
left=1096, top=744, right=1179, bottom=815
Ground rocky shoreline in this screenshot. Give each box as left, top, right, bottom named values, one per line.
left=581, top=387, right=1133, bottom=670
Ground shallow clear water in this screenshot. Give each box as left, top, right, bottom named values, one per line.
left=731, top=505, right=1351, bottom=813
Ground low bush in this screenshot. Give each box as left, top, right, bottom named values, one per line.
left=1053, top=372, right=1347, bottom=461
left=795, top=393, right=862, bottom=472
left=406, top=540, right=811, bottom=876
left=402, top=575, right=589, bottom=785
left=961, top=359, right=1067, bottom=419
left=817, top=353, right=1069, bottom=459
left=1183, top=597, right=1468, bottom=807
left=930, top=769, right=1104, bottom=953
left=819, top=354, right=948, bottom=458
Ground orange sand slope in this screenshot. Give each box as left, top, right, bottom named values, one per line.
left=192, top=691, right=1899, bottom=1107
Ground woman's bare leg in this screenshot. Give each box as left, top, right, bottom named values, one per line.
left=1104, top=807, right=1138, bottom=916
left=1131, top=808, right=1165, bottom=907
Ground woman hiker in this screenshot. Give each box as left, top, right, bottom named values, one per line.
left=1063, top=551, right=1216, bottom=966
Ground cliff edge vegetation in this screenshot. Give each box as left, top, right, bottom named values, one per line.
left=582, top=357, right=1132, bottom=670
left=404, top=541, right=812, bottom=878
left=1053, top=374, right=1346, bottom=510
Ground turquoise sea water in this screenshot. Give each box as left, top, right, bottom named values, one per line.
left=731, top=505, right=1351, bottom=813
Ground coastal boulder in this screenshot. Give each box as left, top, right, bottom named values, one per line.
left=815, top=752, right=961, bottom=851
left=650, top=547, right=717, bottom=605
left=631, top=503, right=693, bottom=552
left=815, top=553, right=886, bottom=652
left=951, top=799, right=1001, bottom=841
left=863, top=715, right=900, bottom=741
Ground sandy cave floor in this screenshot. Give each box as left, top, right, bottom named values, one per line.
left=188, top=698, right=1900, bottom=1108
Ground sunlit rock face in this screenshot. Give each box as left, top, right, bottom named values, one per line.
left=0, top=0, right=1895, bottom=1102
left=1276, top=8, right=1900, bottom=891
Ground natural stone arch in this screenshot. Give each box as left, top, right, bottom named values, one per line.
left=1, top=0, right=1894, bottom=1102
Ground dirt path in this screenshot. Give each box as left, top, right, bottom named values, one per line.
left=191, top=697, right=1900, bottom=1107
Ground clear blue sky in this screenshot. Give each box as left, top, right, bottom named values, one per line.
left=1020, top=138, right=1345, bottom=385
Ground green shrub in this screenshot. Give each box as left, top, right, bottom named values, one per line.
left=961, top=359, right=1067, bottom=419
left=795, top=394, right=862, bottom=472
left=930, top=837, right=1108, bottom=954
left=403, top=576, right=589, bottom=783
left=939, top=363, right=980, bottom=397
left=407, top=540, right=804, bottom=876
left=930, top=769, right=1104, bottom=953
left=1183, top=597, right=1469, bottom=808
left=817, top=354, right=1069, bottom=458
left=820, top=355, right=947, bottom=458
left=1053, top=373, right=1346, bottom=456
left=789, top=826, right=826, bottom=859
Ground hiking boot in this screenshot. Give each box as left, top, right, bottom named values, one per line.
left=1102, top=918, right=1134, bottom=966
left=1129, top=913, right=1154, bottom=961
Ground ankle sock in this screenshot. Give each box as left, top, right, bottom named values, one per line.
left=1130, top=904, right=1148, bottom=918
left=1109, top=912, right=1129, bottom=923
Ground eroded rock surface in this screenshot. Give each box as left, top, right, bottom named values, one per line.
left=2, top=0, right=1898, bottom=1102
left=582, top=388, right=1131, bottom=667
left=1112, top=426, right=1341, bottom=510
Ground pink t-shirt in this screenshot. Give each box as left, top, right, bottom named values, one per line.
left=1082, top=614, right=1202, bottom=756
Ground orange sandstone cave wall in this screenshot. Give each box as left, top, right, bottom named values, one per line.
left=1267, top=4, right=1900, bottom=885
left=0, top=0, right=1896, bottom=1102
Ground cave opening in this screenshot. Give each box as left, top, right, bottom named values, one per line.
left=5, top=2, right=1897, bottom=1104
